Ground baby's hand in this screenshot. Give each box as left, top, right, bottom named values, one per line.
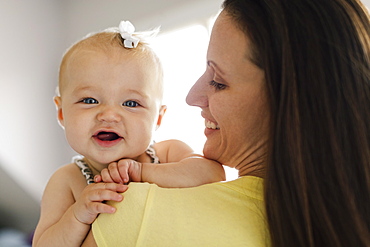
left=97, top=159, right=143, bottom=184
left=73, top=182, right=127, bottom=225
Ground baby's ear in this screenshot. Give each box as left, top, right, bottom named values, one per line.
left=53, top=96, right=65, bottom=128
left=155, top=105, right=167, bottom=130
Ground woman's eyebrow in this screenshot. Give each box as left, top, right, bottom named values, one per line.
left=207, top=60, right=225, bottom=76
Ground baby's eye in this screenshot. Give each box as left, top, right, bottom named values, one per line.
left=123, top=100, right=139, bottom=107
left=209, top=80, right=227, bottom=91
left=80, top=98, right=99, bottom=104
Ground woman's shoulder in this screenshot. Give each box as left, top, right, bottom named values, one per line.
left=217, top=176, right=264, bottom=200
left=94, top=179, right=269, bottom=246
left=120, top=176, right=264, bottom=209
left=120, top=176, right=264, bottom=199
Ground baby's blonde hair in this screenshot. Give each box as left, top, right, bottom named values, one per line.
left=57, top=31, right=163, bottom=97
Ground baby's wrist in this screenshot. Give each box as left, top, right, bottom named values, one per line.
left=140, top=162, right=150, bottom=182
left=72, top=206, right=90, bottom=226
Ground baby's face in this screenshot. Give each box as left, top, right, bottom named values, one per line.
left=55, top=48, right=164, bottom=166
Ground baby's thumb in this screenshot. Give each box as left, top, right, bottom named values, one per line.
left=94, top=174, right=103, bottom=183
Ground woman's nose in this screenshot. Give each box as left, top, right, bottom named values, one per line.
left=186, top=74, right=208, bottom=108
left=97, top=106, right=122, bottom=123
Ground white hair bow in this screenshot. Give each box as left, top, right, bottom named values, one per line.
left=119, top=20, right=140, bottom=48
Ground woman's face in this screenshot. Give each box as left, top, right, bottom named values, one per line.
left=186, top=11, right=269, bottom=175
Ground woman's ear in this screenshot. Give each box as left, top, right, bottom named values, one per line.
left=54, top=96, right=65, bottom=128
left=155, top=105, right=167, bottom=130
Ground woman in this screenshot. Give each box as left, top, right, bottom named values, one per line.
left=86, top=0, right=370, bottom=246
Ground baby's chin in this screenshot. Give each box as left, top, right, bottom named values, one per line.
left=87, top=153, right=141, bottom=167
left=82, top=154, right=120, bottom=167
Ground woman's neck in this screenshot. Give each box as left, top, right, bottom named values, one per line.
left=236, top=159, right=266, bottom=178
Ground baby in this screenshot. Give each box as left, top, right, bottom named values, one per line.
left=32, top=21, right=225, bottom=247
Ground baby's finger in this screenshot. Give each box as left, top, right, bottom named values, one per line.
left=88, top=188, right=124, bottom=203
left=87, top=182, right=127, bottom=194
left=100, top=168, right=115, bottom=183
left=100, top=182, right=128, bottom=193
left=94, top=174, right=102, bottom=183
left=87, top=201, right=117, bottom=215
left=117, top=159, right=131, bottom=183
left=108, top=163, right=125, bottom=184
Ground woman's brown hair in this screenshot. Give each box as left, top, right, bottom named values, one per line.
left=222, top=0, right=370, bottom=246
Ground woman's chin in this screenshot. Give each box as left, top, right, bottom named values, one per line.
left=202, top=143, right=219, bottom=161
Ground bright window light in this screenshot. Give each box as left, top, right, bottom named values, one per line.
left=151, top=25, right=238, bottom=181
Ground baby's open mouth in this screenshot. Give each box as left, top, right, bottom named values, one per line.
left=94, top=131, right=122, bottom=141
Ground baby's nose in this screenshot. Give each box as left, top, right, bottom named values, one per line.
left=97, top=106, right=122, bottom=123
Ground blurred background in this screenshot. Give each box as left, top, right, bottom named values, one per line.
left=0, top=0, right=369, bottom=245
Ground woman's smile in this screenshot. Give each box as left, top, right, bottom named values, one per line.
left=205, top=119, right=220, bottom=130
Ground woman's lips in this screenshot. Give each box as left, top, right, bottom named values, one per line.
left=205, top=119, right=220, bottom=130
left=204, top=119, right=219, bottom=136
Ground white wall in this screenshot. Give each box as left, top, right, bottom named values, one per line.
left=0, top=0, right=69, bottom=234
left=0, top=0, right=70, bottom=199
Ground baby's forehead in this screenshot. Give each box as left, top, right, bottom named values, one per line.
left=65, top=40, right=161, bottom=73
left=61, top=49, right=163, bottom=99
left=59, top=32, right=163, bottom=96
left=69, top=45, right=131, bottom=62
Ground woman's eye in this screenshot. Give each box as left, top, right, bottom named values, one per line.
left=209, top=80, right=227, bottom=91
left=123, top=100, right=139, bottom=107
left=81, top=98, right=98, bottom=104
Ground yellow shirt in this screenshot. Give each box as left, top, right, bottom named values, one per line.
left=92, top=176, right=271, bottom=247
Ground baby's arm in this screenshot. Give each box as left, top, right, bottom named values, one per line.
left=152, top=139, right=226, bottom=186
left=142, top=155, right=225, bottom=187
left=81, top=230, right=98, bottom=247
left=32, top=164, right=126, bottom=247
left=99, top=140, right=225, bottom=188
